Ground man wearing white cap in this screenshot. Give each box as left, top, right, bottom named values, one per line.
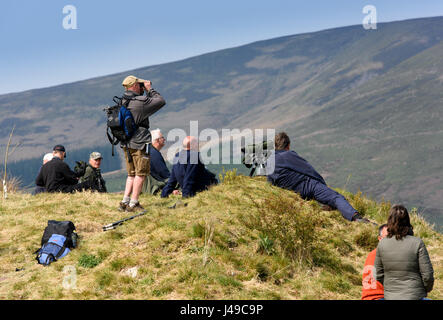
left=43, top=153, right=54, bottom=164
left=142, top=129, right=174, bottom=195
left=79, top=152, right=107, bottom=193
left=119, top=75, right=166, bottom=212
left=32, top=153, right=54, bottom=195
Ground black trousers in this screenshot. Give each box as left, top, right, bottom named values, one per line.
left=58, top=180, right=96, bottom=193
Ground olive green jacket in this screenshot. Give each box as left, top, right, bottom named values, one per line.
left=79, top=165, right=107, bottom=193
left=375, top=235, right=434, bottom=300
left=142, top=174, right=167, bottom=195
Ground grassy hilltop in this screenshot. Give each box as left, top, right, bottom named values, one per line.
left=0, top=171, right=441, bottom=300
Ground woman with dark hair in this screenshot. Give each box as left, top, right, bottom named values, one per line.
left=375, top=205, right=434, bottom=300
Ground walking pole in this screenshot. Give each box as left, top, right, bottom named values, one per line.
left=102, top=210, right=148, bottom=231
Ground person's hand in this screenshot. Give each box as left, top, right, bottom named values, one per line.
left=172, top=190, right=181, bottom=196
left=143, top=80, right=152, bottom=91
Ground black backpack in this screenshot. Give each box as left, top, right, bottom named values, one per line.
left=35, top=220, right=78, bottom=266
left=105, top=96, right=138, bottom=157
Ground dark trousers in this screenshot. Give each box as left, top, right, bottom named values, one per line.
left=297, top=179, right=356, bottom=221
left=58, top=180, right=96, bottom=193
left=32, top=185, right=46, bottom=195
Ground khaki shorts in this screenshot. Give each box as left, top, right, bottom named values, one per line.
left=123, top=147, right=150, bottom=177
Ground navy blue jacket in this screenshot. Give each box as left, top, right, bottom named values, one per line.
left=149, top=144, right=170, bottom=181
left=267, top=150, right=326, bottom=193
left=161, top=150, right=217, bottom=198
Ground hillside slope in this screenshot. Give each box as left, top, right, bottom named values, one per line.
left=0, top=173, right=441, bottom=300
left=1, top=16, right=442, bottom=228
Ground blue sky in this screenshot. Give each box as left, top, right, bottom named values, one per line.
left=1, top=0, right=442, bottom=95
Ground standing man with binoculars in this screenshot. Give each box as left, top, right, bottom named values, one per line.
left=119, top=75, right=166, bottom=212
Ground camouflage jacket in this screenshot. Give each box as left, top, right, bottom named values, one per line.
left=79, top=164, right=107, bottom=193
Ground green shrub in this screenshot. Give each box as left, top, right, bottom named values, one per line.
left=257, top=234, right=276, bottom=255
left=312, top=247, right=342, bottom=273
left=96, top=271, right=115, bottom=289
left=241, top=193, right=322, bottom=265
left=192, top=223, right=205, bottom=238
left=410, top=208, right=436, bottom=239
left=152, top=285, right=174, bottom=297
left=78, top=253, right=102, bottom=268
left=141, top=276, right=155, bottom=286
left=330, top=237, right=353, bottom=255
left=353, top=227, right=378, bottom=251
left=216, top=275, right=243, bottom=288
left=349, top=191, right=369, bottom=216
left=320, top=273, right=351, bottom=293
left=110, top=259, right=124, bottom=271
left=219, top=168, right=240, bottom=184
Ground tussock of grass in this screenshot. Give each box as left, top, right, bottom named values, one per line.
left=1, top=174, right=22, bottom=195
left=78, top=253, right=102, bottom=269
left=0, top=170, right=441, bottom=300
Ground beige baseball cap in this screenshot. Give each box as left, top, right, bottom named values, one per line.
left=90, top=152, right=103, bottom=160
left=122, top=75, right=146, bottom=88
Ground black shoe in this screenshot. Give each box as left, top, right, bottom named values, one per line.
left=354, top=217, right=371, bottom=223
left=126, top=202, right=145, bottom=213
left=352, top=213, right=377, bottom=225
left=352, top=213, right=370, bottom=223
left=118, top=202, right=128, bottom=212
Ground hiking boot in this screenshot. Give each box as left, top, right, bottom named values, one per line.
left=125, top=202, right=145, bottom=213
left=354, top=216, right=371, bottom=223
left=352, top=212, right=376, bottom=225
left=118, top=202, right=128, bottom=212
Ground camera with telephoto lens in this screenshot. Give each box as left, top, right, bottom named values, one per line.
left=241, top=140, right=274, bottom=177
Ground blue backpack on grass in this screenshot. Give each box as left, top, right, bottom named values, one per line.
left=36, top=234, right=71, bottom=266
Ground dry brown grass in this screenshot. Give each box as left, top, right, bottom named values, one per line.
left=0, top=173, right=441, bottom=300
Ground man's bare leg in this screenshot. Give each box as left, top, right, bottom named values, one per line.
left=130, top=175, right=146, bottom=203
left=124, top=176, right=135, bottom=198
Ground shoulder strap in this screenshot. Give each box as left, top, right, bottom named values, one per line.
left=106, top=122, right=123, bottom=157
left=54, top=244, right=67, bottom=259
left=113, top=96, right=122, bottom=105
left=120, top=94, right=134, bottom=107
left=35, top=241, right=66, bottom=265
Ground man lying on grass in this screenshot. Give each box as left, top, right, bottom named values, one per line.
left=266, top=132, right=371, bottom=223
